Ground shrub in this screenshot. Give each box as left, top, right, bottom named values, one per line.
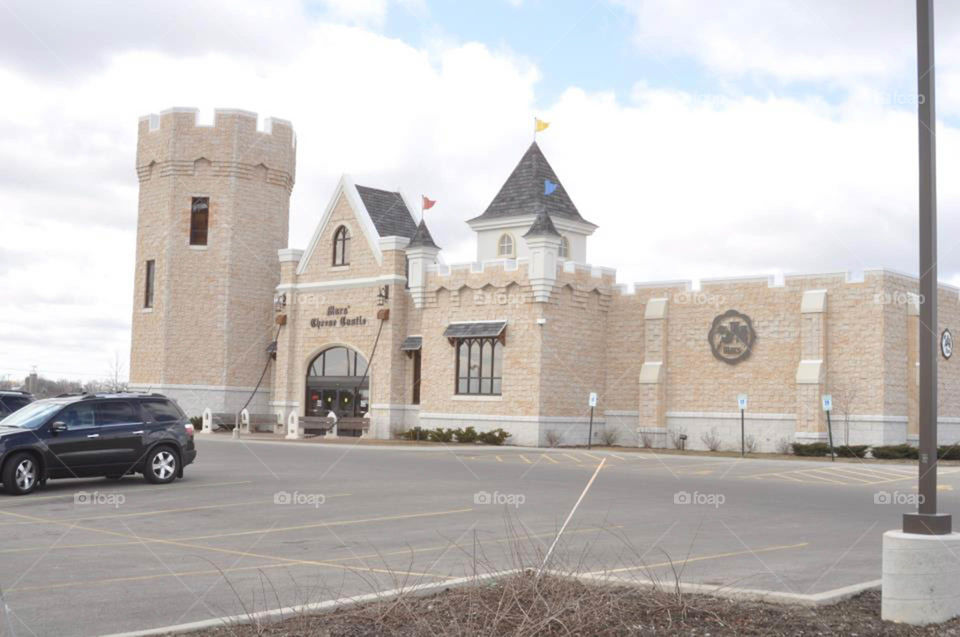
left=400, top=426, right=428, bottom=441
left=639, top=431, right=654, bottom=449
left=871, top=444, right=918, bottom=460
left=939, top=445, right=960, bottom=461
left=427, top=427, right=456, bottom=443
left=743, top=434, right=759, bottom=454
left=189, top=416, right=203, bottom=429
left=599, top=428, right=620, bottom=447
left=791, top=442, right=831, bottom=457
left=775, top=438, right=793, bottom=455
left=453, top=426, right=479, bottom=444
left=835, top=445, right=869, bottom=459
left=545, top=429, right=562, bottom=447
left=478, top=428, right=510, bottom=445
left=700, top=428, right=722, bottom=452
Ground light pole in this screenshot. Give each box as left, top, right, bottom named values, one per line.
left=904, top=0, right=951, bottom=536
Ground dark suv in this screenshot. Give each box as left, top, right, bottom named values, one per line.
left=0, top=390, right=33, bottom=419
left=0, top=392, right=197, bottom=495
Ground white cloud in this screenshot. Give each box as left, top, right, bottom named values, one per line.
left=2, top=2, right=958, bottom=383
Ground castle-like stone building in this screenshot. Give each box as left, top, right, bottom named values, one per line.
left=129, top=108, right=960, bottom=449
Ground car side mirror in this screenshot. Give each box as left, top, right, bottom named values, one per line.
left=51, top=421, right=67, bottom=434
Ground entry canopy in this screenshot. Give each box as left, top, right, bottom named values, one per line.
left=400, top=336, right=422, bottom=351
left=443, top=320, right=507, bottom=344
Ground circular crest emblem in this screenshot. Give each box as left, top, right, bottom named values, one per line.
left=942, top=329, right=953, bottom=360
left=708, top=309, right=756, bottom=365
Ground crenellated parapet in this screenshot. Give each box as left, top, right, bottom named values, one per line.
left=136, top=108, right=296, bottom=190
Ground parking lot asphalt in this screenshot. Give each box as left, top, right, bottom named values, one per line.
left=2, top=437, right=959, bottom=636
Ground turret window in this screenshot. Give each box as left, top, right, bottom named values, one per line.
left=559, top=236, right=569, bottom=259
left=497, top=233, right=515, bottom=258
left=189, top=197, right=209, bottom=246
left=333, top=226, right=351, bottom=266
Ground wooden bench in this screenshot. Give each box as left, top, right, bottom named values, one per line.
left=337, top=417, right=371, bottom=437
left=210, top=412, right=238, bottom=432
left=301, top=416, right=337, bottom=437
left=240, top=410, right=280, bottom=433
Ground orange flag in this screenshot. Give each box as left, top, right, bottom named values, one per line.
left=422, top=195, right=436, bottom=211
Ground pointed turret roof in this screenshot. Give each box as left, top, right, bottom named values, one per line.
left=469, top=141, right=591, bottom=225
left=408, top=219, right=439, bottom=249
left=523, top=208, right=561, bottom=238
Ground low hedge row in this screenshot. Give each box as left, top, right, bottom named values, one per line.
left=790, top=443, right=868, bottom=458
left=399, top=426, right=510, bottom=445
left=790, top=443, right=960, bottom=460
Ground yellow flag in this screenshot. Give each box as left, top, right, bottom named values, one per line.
left=534, top=118, right=550, bottom=133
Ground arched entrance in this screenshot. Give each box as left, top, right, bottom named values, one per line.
left=305, top=346, right=370, bottom=422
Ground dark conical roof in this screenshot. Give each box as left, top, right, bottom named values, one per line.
left=523, top=208, right=561, bottom=238
left=469, top=141, right=591, bottom=225
left=407, top=219, right=439, bottom=249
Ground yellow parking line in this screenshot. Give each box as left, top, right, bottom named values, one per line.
left=795, top=470, right=855, bottom=485
left=174, top=508, right=475, bottom=542
left=519, top=454, right=532, bottom=464
left=0, top=507, right=470, bottom=581
left=817, top=468, right=878, bottom=484
left=0, top=493, right=354, bottom=528
left=495, top=455, right=503, bottom=463
left=587, top=542, right=809, bottom=576
left=5, top=525, right=624, bottom=592
left=562, top=453, right=583, bottom=464
left=583, top=452, right=604, bottom=462
left=0, top=480, right=255, bottom=508
left=540, top=454, right=559, bottom=464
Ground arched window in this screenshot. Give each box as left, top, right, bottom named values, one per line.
left=558, top=236, right=569, bottom=259
left=333, top=226, right=350, bottom=266
left=497, top=233, right=515, bottom=258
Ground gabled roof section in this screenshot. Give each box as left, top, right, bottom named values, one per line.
left=355, top=185, right=418, bottom=240
left=408, top=220, right=440, bottom=249
left=523, top=208, right=561, bottom=238
left=469, top=141, right=591, bottom=225
left=296, top=175, right=403, bottom=274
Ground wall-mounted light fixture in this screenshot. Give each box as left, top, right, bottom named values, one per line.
left=377, top=285, right=390, bottom=306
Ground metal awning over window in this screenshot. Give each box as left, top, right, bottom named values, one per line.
left=400, top=336, right=422, bottom=351
left=443, top=321, right=507, bottom=344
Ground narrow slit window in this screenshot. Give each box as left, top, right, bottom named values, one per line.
left=144, top=259, right=155, bottom=309
left=190, top=197, right=209, bottom=246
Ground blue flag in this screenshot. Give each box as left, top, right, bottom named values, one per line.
left=544, top=179, right=558, bottom=195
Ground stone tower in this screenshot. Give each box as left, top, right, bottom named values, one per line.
left=129, top=108, right=296, bottom=417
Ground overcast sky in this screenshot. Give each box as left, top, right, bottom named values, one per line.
left=2, top=0, right=960, bottom=383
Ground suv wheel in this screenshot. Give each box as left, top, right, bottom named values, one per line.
left=144, top=447, right=178, bottom=484
left=3, top=452, right=39, bottom=495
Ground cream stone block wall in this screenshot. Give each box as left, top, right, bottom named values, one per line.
left=130, top=108, right=295, bottom=416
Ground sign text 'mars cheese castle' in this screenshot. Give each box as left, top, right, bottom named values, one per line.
left=129, top=108, right=960, bottom=448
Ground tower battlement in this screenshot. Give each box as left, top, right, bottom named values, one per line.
left=136, top=107, right=296, bottom=189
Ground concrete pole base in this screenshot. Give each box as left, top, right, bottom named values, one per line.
left=882, top=530, right=960, bottom=624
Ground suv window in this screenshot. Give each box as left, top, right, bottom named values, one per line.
left=141, top=400, right=183, bottom=423
left=97, top=401, right=139, bottom=425
left=59, top=403, right=97, bottom=430
left=1, top=396, right=31, bottom=413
